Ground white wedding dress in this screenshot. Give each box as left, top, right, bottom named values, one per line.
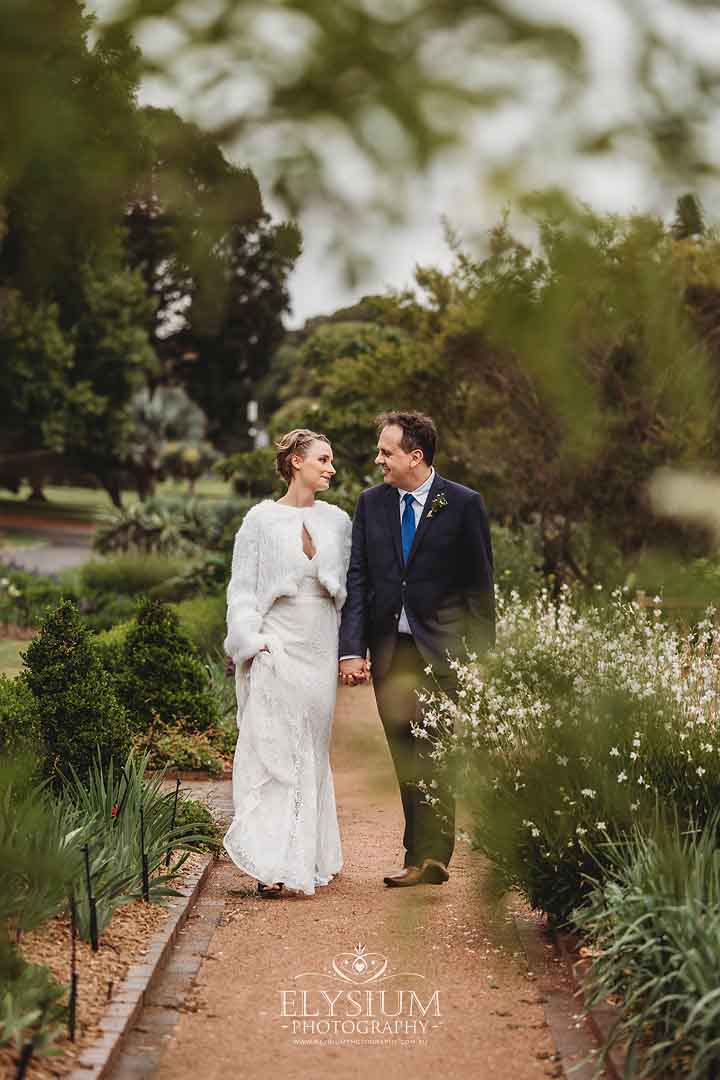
left=223, top=514, right=344, bottom=895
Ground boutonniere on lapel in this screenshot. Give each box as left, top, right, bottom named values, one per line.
left=426, top=492, right=448, bottom=519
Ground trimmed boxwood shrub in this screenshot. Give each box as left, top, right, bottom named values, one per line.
left=116, top=598, right=220, bottom=735
left=0, top=673, right=41, bottom=759
left=22, top=600, right=131, bottom=781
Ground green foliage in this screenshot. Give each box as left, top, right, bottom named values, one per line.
left=0, top=956, right=67, bottom=1057
left=273, top=208, right=720, bottom=586
left=22, top=600, right=131, bottom=781
left=203, top=652, right=241, bottom=727
left=173, top=796, right=223, bottom=854
left=0, top=675, right=41, bottom=760
left=420, top=590, right=720, bottom=925
left=63, top=750, right=208, bottom=938
left=116, top=598, right=220, bottom=734
left=128, top=106, right=300, bottom=452
left=491, top=524, right=544, bottom=597
left=171, top=595, right=227, bottom=656
left=576, top=812, right=720, bottom=1078
left=221, top=447, right=279, bottom=497
left=141, top=727, right=227, bottom=778
left=123, top=384, right=212, bottom=498
left=0, top=758, right=83, bottom=934
left=0, top=565, right=72, bottom=630
left=0, top=293, right=74, bottom=459
left=80, top=552, right=189, bottom=597
left=93, top=494, right=254, bottom=556
left=66, top=257, right=159, bottom=480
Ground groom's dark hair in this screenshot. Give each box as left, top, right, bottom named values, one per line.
left=376, top=411, right=437, bottom=466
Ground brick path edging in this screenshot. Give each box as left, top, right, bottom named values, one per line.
left=553, top=930, right=624, bottom=1079
left=68, top=855, right=214, bottom=1079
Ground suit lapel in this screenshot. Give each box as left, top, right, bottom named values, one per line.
left=383, top=484, right=404, bottom=569
left=405, top=472, right=444, bottom=571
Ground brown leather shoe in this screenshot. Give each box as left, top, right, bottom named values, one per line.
left=384, top=865, right=423, bottom=887
left=419, top=858, right=449, bottom=884
left=383, top=859, right=449, bottom=887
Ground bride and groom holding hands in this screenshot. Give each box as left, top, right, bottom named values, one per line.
left=222, top=411, right=495, bottom=897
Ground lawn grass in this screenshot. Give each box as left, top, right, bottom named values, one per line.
left=0, top=531, right=47, bottom=548
left=0, top=638, right=28, bottom=677
left=0, top=477, right=232, bottom=522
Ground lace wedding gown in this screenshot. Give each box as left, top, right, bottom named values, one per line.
left=223, top=543, right=343, bottom=895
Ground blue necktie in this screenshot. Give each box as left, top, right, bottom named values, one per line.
left=401, top=493, right=416, bottom=563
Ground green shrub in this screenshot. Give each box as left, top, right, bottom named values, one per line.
left=419, top=590, right=720, bottom=925
left=491, top=523, right=545, bottom=597
left=173, top=796, right=223, bottom=854
left=80, top=551, right=188, bottom=596
left=94, top=494, right=256, bottom=555
left=79, top=592, right=138, bottom=633
left=140, top=727, right=227, bottom=777
left=116, top=598, right=220, bottom=735
left=0, top=674, right=41, bottom=759
left=0, top=567, right=72, bottom=630
left=204, top=652, right=240, bottom=727
left=172, top=594, right=226, bottom=656
left=576, top=812, right=720, bottom=1079
left=63, top=750, right=210, bottom=940
left=93, top=618, right=133, bottom=676
left=0, top=955, right=67, bottom=1057
left=22, top=600, right=131, bottom=781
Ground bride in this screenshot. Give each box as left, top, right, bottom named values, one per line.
left=222, top=429, right=352, bottom=897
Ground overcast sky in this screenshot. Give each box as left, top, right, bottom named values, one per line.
left=91, top=0, right=720, bottom=327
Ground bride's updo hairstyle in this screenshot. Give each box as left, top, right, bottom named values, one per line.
left=275, top=428, right=331, bottom=485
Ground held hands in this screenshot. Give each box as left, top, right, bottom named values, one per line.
left=339, top=657, right=371, bottom=687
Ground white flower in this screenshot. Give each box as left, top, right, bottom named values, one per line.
left=531, top=827, right=540, bottom=838
left=609, top=747, right=620, bottom=757
left=580, top=788, right=596, bottom=799
left=617, top=771, right=627, bottom=783
left=697, top=766, right=706, bottom=777
left=596, top=822, right=607, bottom=831
left=556, top=755, right=568, bottom=767
left=576, top=826, right=587, bottom=836
left=424, top=665, right=433, bottom=676
left=630, top=801, right=639, bottom=811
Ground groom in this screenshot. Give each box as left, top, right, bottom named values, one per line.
left=339, top=412, right=495, bottom=887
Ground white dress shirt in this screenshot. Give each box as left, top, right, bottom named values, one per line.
left=340, top=468, right=435, bottom=661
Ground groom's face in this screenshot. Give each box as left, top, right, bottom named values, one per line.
left=375, top=424, right=423, bottom=489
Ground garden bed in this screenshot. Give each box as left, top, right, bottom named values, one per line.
left=0, top=852, right=208, bottom=1079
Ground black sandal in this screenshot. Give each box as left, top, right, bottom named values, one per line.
left=257, top=881, right=284, bottom=898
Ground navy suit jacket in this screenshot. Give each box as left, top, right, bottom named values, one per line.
left=339, top=473, right=495, bottom=680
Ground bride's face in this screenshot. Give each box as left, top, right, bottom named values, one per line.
left=292, top=440, right=336, bottom=491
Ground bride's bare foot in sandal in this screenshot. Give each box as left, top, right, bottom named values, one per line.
left=257, top=882, right=284, bottom=898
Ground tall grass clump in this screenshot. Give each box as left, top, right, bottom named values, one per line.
left=576, top=811, right=720, bottom=1079
left=417, top=588, right=720, bottom=923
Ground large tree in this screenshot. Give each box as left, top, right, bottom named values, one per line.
left=277, top=205, right=720, bottom=581
left=126, top=107, right=301, bottom=450
left=0, top=1, right=144, bottom=307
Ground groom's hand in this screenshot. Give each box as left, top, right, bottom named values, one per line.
left=339, top=658, right=370, bottom=686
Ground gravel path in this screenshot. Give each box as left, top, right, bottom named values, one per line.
left=152, top=683, right=572, bottom=1080
left=0, top=518, right=94, bottom=574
